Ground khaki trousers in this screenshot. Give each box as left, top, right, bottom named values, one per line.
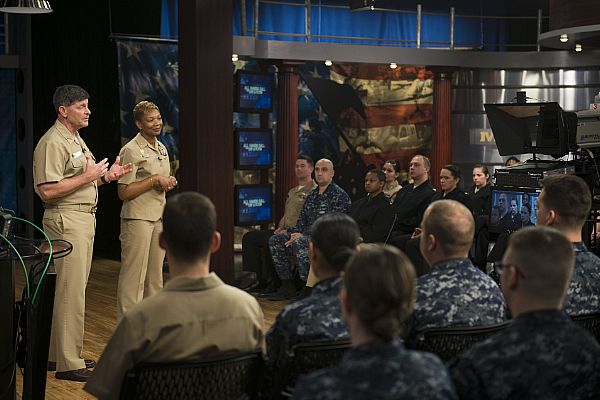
left=44, top=209, right=95, bottom=372
left=117, top=219, right=165, bottom=320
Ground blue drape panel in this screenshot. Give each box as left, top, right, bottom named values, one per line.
left=231, top=0, right=484, bottom=48
left=162, top=0, right=507, bottom=49
left=160, top=0, right=178, bottom=39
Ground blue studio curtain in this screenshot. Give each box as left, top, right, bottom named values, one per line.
left=161, top=0, right=506, bottom=50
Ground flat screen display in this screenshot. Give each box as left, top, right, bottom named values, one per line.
left=235, top=128, right=273, bottom=169
left=234, top=184, right=273, bottom=226
left=235, top=70, right=273, bottom=113
left=489, top=186, right=541, bottom=234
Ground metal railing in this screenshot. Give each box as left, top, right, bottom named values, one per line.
left=238, top=0, right=549, bottom=52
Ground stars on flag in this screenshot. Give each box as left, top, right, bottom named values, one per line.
left=122, top=42, right=141, bottom=60
left=162, top=122, right=175, bottom=134
left=316, top=106, right=327, bottom=122
left=129, top=87, right=150, bottom=104
left=308, top=67, right=321, bottom=79
left=297, top=80, right=311, bottom=100
left=299, top=119, right=312, bottom=133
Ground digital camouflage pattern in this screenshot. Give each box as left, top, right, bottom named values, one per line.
left=269, top=183, right=351, bottom=281
left=563, top=242, right=600, bottom=316
left=449, top=310, right=600, bottom=399
left=266, top=277, right=349, bottom=368
left=403, top=258, right=506, bottom=337
left=292, top=339, right=458, bottom=400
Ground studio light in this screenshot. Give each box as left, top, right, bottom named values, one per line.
left=324, top=60, right=333, bottom=67
left=559, top=34, right=568, bottom=43
left=349, top=0, right=376, bottom=11
left=389, top=63, right=398, bottom=69
left=0, top=0, right=52, bottom=14
left=231, top=54, right=239, bottom=62
left=575, top=43, right=582, bottom=52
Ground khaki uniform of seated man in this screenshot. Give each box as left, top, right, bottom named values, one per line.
left=85, top=192, right=264, bottom=400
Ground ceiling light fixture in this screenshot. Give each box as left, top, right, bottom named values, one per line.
left=231, top=54, right=239, bottom=62
left=559, top=34, right=568, bottom=43
left=575, top=43, right=582, bottom=52
left=0, top=0, right=52, bottom=14
left=324, top=60, right=333, bottom=67
left=389, top=63, right=398, bottom=69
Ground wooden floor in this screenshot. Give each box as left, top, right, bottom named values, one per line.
left=13, top=258, right=287, bottom=399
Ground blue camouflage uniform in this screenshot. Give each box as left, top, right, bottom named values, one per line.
left=449, top=309, right=600, bottom=399
left=266, top=276, right=348, bottom=368
left=403, top=258, right=506, bottom=337
left=563, top=242, right=600, bottom=316
left=292, top=339, right=458, bottom=400
left=268, top=182, right=351, bottom=281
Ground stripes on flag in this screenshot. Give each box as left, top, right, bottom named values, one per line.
left=328, top=63, right=434, bottom=170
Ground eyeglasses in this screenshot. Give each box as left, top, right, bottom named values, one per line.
left=493, top=262, right=526, bottom=279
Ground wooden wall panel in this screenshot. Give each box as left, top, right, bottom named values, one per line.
left=179, top=0, right=235, bottom=283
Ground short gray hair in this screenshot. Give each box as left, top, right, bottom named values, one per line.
left=52, top=85, right=90, bottom=112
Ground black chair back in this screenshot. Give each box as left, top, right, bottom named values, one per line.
left=571, top=313, right=600, bottom=342
left=405, top=322, right=510, bottom=362
left=119, top=351, right=263, bottom=400
left=274, top=339, right=352, bottom=398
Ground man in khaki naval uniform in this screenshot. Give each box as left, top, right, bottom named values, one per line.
left=116, top=101, right=177, bottom=319
left=85, top=192, right=265, bottom=400
left=33, top=85, right=132, bottom=381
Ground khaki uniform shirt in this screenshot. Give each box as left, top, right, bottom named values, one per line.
left=118, top=134, right=171, bottom=221
left=33, top=120, right=97, bottom=206
left=85, top=273, right=264, bottom=400
left=281, top=180, right=317, bottom=229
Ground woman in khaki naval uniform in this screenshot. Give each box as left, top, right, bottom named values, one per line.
left=116, top=101, right=177, bottom=319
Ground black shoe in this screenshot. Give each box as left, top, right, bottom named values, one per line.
left=243, top=281, right=260, bottom=292
left=266, top=280, right=296, bottom=301
left=268, top=290, right=298, bottom=301
left=257, top=289, right=276, bottom=298
left=290, top=286, right=312, bottom=301
left=55, top=368, right=92, bottom=382
left=252, top=280, right=275, bottom=293
left=48, top=359, right=96, bottom=371
left=247, top=280, right=270, bottom=293
left=257, top=283, right=281, bottom=297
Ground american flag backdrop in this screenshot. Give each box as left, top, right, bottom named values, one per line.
left=297, top=62, right=434, bottom=198
left=298, top=62, right=433, bottom=168
left=115, top=39, right=179, bottom=171
left=114, top=39, right=433, bottom=196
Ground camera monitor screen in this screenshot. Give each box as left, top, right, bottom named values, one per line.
left=235, top=70, right=273, bottom=113
left=235, top=128, right=273, bottom=169
left=234, top=184, right=273, bottom=226
left=489, top=186, right=541, bottom=234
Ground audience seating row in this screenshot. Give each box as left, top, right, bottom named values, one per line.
left=118, top=313, right=599, bottom=399
left=118, top=340, right=351, bottom=400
